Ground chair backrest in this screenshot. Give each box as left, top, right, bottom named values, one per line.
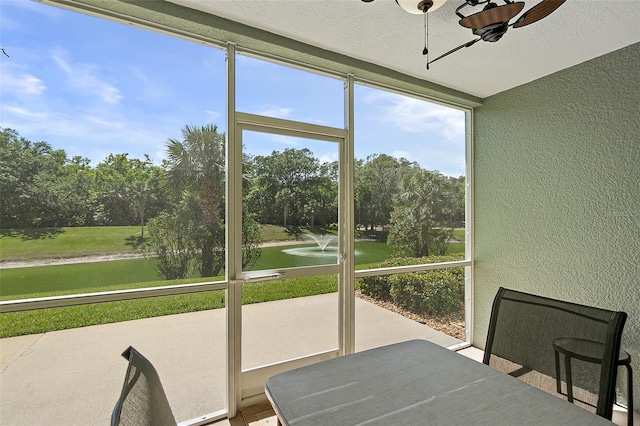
left=483, top=287, right=626, bottom=420
left=112, top=346, right=177, bottom=426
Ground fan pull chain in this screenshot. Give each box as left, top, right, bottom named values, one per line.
left=422, top=11, right=429, bottom=70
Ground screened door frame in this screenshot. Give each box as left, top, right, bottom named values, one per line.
left=226, top=48, right=355, bottom=414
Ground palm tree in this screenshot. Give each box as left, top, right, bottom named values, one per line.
left=165, top=124, right=225, bottom=277
left=130, top=181, right=149, bottom=237
left=389, top=169, right=451, bottom=257
left=276, top=187, right=294, bottom=227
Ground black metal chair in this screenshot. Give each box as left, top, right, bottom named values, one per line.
left=112, top=346, right=177, bottom=426
left=483, top=287, right=628, bottom=422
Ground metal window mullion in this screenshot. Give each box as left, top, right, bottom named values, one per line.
left=465, top=108, right=474, bottom=346
left=235, top=112, right=346, bottom=142
left=341, top=74, right=356, bottom=356
left=234, top=49, right=345, bottom=82
left=355, top=260, right=472, bottom=279
left=225, top=41, right=241, bottom=419
left=40, top=0, right=227, bottom=50
left=353, top=76, right=478, bottom=111
left=0, top=281, right=227, bottom=313
left=240, top=264, right=339, bottom=282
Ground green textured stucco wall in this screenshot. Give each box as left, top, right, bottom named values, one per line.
left=474, top=42, right=640, bottom=410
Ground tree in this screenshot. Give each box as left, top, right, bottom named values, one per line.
left=0, top=128, right=170, bottom=229
left=276, top=187, right=294, bottom=227
left=0, top=128, right=74, bottom=228
left=242, top=209, right=262, bottom=270
left=307, top=160, right=338, bottom=226
left=164, top=124, right=225, bottom=277
left=130, top=181, right=150, bottom=237
left=94, top=153, right=164, bottom=227
left=355, top=154, right=416, bottom=231
left=162, top=124, right=262, bottom=278
left=387, top=169, right=454, bottom=257
left=64, top=156, right=99, bottom=226
left=448, top=176, right=466, bottom=227
left=247, top=148, right=337, bottom=227
left=146, top=196, right=201, bottom=280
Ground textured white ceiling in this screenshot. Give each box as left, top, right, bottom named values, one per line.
left=168, top=0, right=640, bottom=98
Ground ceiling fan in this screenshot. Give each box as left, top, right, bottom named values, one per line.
left=362, top=0, right=566, bottom=68
left=431, top=0, right=567, bottom=65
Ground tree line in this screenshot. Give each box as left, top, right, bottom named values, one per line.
left=1, top=126, right=465, bottom=275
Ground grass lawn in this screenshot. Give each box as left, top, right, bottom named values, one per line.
left=451, top=229, right=465, bottom=241
left=0, top=226, right=148, bottom=261
left=0, top=274, right=338, bottom=338
left=0, top=291, right=226, bottom=338
left=0, top=224, right=465, bottom=338
left=259, top=224, right=308, bottom=241
left=0, top=224, right=336, bottom=262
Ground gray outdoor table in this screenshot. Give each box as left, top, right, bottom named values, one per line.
left=265, top=339, right=613, bottom=425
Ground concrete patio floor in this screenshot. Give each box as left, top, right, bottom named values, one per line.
left=0, top=294, right=461, bottom=425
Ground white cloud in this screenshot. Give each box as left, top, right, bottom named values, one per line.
left=356, top=88, right=466, bottom=176
left=385, top=97, right=463, bottom=136
left=205, top=110, right=221, bottom=121
left=130, top=67, right=167, bottom=101
left=317, top=152, right=339, bottom=165
left=87, top=115, right=125, bottom=129
left=98, top=86, right=122, bottom=104
left=52, top=52, right=123, bottom=104
left=269, top=134, right=299, bottom=147
left=392, top=150, right=413, bottom=162
left=2, top=105, right=47, bottom=120
left=52, top=54, right=71, bottom=73
left=362, top=90, right=465, bottom=142
left=257, top=104, right=293, bottom=119
left=0, top=94, right=177, bottom=165
left=0, top=70, right=47, bottom=96
left=20, top=74, right=46, bottom=95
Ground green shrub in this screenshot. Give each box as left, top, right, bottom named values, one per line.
left=358, top=257, right=416, bottom=300
left=357, top=274, right=391, bottom=300
left=389, top=268, right=464, bottom=315
left=358, top=254, right=464, bottom=314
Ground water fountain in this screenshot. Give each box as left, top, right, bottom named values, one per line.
left=303, top=234, right=337, bottom=251
left=281, top=233, right=339, bottom=258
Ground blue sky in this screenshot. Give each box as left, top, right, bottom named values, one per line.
left=0, top=0, right=466, bottom=176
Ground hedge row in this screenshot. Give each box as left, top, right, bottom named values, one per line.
left=358, top=254, right=465, bottom=315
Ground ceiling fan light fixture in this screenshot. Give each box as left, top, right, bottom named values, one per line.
left=396, top=0, right=448, bottom=14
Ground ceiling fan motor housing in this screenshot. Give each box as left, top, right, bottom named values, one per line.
left=473, top=22, right=509, bottom=42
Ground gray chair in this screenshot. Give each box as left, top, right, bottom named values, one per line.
left=484, top=287, right=628, bottom=422
left=112, top=346, right=177, bottom=426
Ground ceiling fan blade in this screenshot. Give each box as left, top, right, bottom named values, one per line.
left=459, top=2, right=524, bottom=29
left=428, top=38, right=481, bottom=66
left=512, top=0, right=566, bottom=28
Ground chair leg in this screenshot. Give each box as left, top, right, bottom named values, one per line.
left=565, top=355, right=574, bottom=402
left=554, top=350, right=563, bottom=395
left=626, top=363, right=633, bottom=426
